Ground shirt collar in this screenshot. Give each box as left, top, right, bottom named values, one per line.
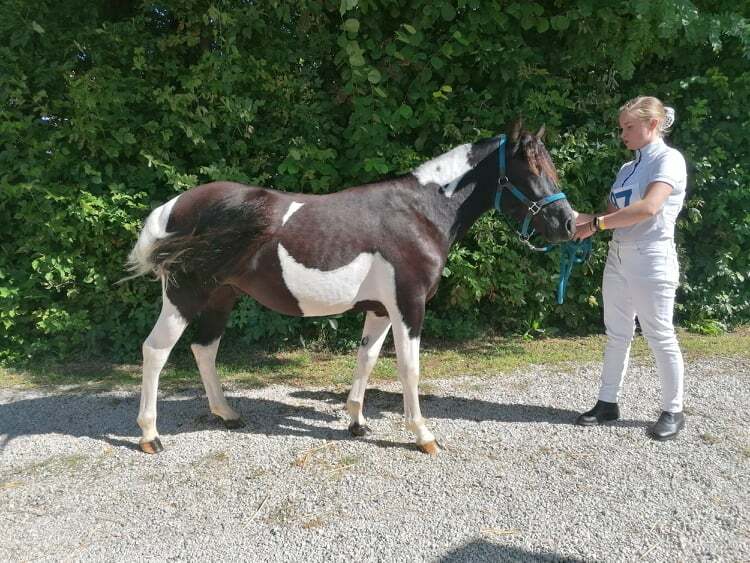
left=636, top=137, right=666, bottom=160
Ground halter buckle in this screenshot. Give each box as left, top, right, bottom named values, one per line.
left=497, top=176, right=510, bottom=187
left=528, top=201, right=543, bottom=215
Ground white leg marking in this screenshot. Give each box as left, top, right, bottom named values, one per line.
left=191, top=338, right=240, bottom=421
left=390, top=315, right=435, bottom=446
left=137, top=288, right=188, bottom=443
left=346, top=313, right=392, bottom=427
left=281, top=201, right=304, bottom=226
left=413, top=143, right=473, bottom=187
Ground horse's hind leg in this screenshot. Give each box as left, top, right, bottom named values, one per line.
left=347, top=312, right=391, bottom=437
left=190, top=286, right=244, bottom=429
left=138, top=285, right=190, bottom=453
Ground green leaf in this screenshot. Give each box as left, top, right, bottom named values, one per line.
left=343, top=18, right=360, bottom=33
left=398, top=104, right=413, bottom=118
left=403, top=24, right=417, bottom=34
left=441, top=4, right=456, bottom=21
left=31, top=21, right=45, bottom=34
left=367, top=69, right=381, bottom=83
left=550, top=15, right=570, bottom=31
left=340, top=0, right=358, bottom=15
left=349, top=53, right=366, bottom=66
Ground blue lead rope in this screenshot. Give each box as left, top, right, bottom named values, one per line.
left=554, top=238, right=592, bottom=304
left=494, top=134, right=592, bottom=304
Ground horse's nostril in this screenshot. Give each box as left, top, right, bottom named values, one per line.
left=565, top=218, right=575, bottom=235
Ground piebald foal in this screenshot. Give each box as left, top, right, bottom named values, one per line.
left=127, top=124, right=576, bottom=455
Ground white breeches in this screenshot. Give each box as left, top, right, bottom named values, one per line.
left=599, top=240, right=685, bottom=413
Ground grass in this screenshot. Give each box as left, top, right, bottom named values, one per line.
left=1, top=326, right=748, bottom=391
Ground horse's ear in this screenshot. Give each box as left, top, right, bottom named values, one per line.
left=536, top=125, right=546, bottom=139
left=509, top=118, right=523, bottom=143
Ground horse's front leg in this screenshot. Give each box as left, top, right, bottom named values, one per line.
left=347, top=312, right=391, bottom=437
left=389, top=305, right=439, bottom=455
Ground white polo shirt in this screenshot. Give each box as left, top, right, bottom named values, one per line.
left=609, top=138, right=687, bottom=243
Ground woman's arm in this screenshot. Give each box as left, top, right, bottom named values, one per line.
left=575, top=182, right=672, bottom=240
left=596, top=182, right=672, bottom=229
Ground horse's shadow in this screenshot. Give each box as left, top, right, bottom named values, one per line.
left=0, top=385, right=647, bottom=454
left=292, top=387, right=647, bottom=428
left=0, top=391, right=344, bottom=453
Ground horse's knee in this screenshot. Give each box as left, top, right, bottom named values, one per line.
left=142, top=341, right=171, bottom=366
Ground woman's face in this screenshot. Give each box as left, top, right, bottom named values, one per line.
left=619, top=111, right=659, bottom=151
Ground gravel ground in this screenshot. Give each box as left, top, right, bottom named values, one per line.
left=1, top=355, right=748, bottom=562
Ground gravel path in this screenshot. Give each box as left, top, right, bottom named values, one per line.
left=1, top=355, right=748, bottom=562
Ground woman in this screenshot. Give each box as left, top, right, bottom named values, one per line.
left=574, top=96, right=687, bottom=441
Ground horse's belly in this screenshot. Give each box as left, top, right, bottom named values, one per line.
left=277, top=244, right=394, bottom=317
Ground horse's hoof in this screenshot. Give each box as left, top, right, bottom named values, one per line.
left=218, top=416, right=245, bottom=430
left=140, top=437, right=164, bottom=454
left=348, top=422, right=371, bottom=437
left=417, top=440, right=440, bottom=456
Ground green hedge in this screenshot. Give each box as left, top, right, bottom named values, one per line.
left=2, top=0, right=748, bottom=363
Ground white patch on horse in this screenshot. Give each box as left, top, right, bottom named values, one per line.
left=282, top=202, right=304, bottom=226
left=277, top=244, right=397, bottom=317
left=413, top=143, right=473, bottom=191
left=127, top=195, right=180, bottom=277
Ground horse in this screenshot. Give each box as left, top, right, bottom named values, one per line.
left=125, top=121, right=576, bottom=455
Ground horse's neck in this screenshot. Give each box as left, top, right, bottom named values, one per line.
left=446, top=168, right=497, bottom=245
left=410, top=140, right=499, bottom=246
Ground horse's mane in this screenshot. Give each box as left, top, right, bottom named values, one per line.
left=516, top=133, right=559, bottom=184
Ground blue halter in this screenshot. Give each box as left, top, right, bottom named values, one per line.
left=493, top=134, right=568, bottom=247
left=493, top=134, right=591, bottom=304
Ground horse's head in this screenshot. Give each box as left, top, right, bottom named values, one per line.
left=498, top=121, right=576, bottom=243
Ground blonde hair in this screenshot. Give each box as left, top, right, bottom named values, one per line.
left=619, top=96, right=675, bottom=135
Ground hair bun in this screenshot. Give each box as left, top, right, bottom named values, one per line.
left=663, top=106, right=675, bottom=130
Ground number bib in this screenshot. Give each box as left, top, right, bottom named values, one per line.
left=609, top=181, right=639, bottom=209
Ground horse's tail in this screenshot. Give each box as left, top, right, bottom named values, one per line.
left=122, top=193, right=269, bottom=284
left=121, top=198, right=180, bottom=283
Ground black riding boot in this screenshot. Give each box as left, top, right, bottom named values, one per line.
left=575, top=400, right=620, bottom=426
left=647, top=411, right=685, bottom=441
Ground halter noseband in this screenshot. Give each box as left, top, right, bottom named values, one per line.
left=493, top=134, right=568, bottom=251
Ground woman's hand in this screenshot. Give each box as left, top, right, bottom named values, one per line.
left=574, top=220, right=596, bottom=241
left=575, top=212, right=595, bottom=225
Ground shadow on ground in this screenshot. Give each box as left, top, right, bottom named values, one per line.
left=0, top=384, right=647, bottom=454
left=440, top=539, right=587, bottom=563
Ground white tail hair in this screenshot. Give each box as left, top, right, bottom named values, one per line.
left=121, top=196, right=180, bottom=282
